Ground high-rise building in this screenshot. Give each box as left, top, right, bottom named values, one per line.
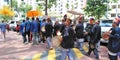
left=0, top=0, right=9, bottom=9
left=107, top=0, right=120, bottom=19
left=48, top=0, right=87, bottom=18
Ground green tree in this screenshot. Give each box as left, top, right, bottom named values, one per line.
left=10, top=0, right=18, bottom=11
left=36, top=0, right=57, bottom=15
left=84, top=0, right=118, bottom=20
left=18, top=2, right=32, bottom=17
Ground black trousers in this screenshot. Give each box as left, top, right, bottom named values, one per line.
left=41, top=32, right=46, bottom=43
left=24, top=31, right=30, bottom=43
left=87, top=42, right=99, bottom=59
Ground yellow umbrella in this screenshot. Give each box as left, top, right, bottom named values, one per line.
left=0, top=6, right=14, bottom=16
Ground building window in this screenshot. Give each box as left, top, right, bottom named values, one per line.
left=111, top=14, right=116, bottom=17
left=112, top=5, right=116, bottom=9
left=61, top=5, right=62, bottom=7
left=81, top=0, right=83, bottom=2
left=118, top=5, right=120, bottom=8
left=60, top=12, right=62, bottom=14
left=75, top=6, right=77, bottom=9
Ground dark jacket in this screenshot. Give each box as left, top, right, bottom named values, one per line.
left=89, top=24, right=101, bottom=44
left=53, top=23, right=61, bottom=36
left=108, top=27, right=120, bottom=53
left=60, top=26, right=75, bottom=49
left=75, top=23, right=84, bottom=38
left=60, top=23, right=66, bottom=33
left=85, top=23, right=94, bottom=33
left=45, top=22, right=53, bottom=37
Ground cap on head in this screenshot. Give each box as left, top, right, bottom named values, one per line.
left=90, top=18, right=94, bottom=21
left=79, top=17, right=82, bottom=20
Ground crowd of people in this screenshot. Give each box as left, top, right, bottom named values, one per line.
left=0, top=15, right=120, bottom=60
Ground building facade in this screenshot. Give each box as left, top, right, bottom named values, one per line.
left=108, top=0, right=120, bottom=19
left=48, top=0, right=87, bottom=18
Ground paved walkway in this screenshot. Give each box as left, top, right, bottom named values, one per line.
left=0, top=31, right=119, bottom=60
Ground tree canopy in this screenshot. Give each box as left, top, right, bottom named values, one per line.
left=84, top=0, right=118, bottom=20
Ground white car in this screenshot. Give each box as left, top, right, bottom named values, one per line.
left=100, top=19, right=113, bottom=43
left=8, top=20, right=18, bottom=31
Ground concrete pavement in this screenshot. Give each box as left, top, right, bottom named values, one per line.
left=0, top=31, right=118, bottom=60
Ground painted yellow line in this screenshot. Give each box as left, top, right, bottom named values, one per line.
left=47, top=49, right=56, bottom=60
left=72, top=48, right=83, bottom=58
left=83, top=45, right=88, bottom=52
left=32, top=53, right=42, bottom=60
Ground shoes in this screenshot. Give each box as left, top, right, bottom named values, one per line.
left=85, top=53, right=90, bottom=56
left=24, top=42, right=28, bottom=44
left=95, top=58, right=100, bottom=60
left=49, top=47, right=53, bottom=50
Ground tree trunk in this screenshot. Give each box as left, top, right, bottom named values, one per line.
left=45, top=0, right=48, bottom=16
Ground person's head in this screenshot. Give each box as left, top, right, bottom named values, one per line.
left=23, top=20, right=25, bottom=22
left=62, top=19, right=65, bottom=23
left=42, top=19, right=46, bottom=22
left=55, top=20, right=59, bottom=25
left=89, top=18, right=95, bottom=24
left=26, top=17, right=29, bottom=20
left=112, top=18, right=119, bottom=27
left=2, top=20, right=4, bottom=23
left=65, top=18, right=72, bottom=26
left=64, top=14, right=67, bottom=21
left=36, top=17, right=39, bottom=22
left=78, top=17, right=82, bottom=23
left=95, top=21, right=100, bottom=25
left=32, top=17, right=35, bottom=20
left=46, top=17, right=51, bottom=23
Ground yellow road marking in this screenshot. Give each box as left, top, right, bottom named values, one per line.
left=72, top=48, right=83, bottom=58
left=32, top=53, right=42, bottom=60
left=47, top=49, right=56, bottom=60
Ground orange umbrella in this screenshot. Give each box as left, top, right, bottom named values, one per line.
left=27, top=10, right=43, bottom=17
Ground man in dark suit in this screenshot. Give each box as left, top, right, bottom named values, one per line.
left=85, top=18, right=100, bottom=60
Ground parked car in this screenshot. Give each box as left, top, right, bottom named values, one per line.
left=8, top=20, right=18, bottom=31
left=99, top=19, right=113, bottom=43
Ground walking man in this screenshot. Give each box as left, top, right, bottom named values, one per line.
left=0, top=20, right=7, bottom=41
left=24, top=17, right=31, bottom=44
left=30, top=17, right=41, bottom=45
left=75, top=17, right=85, bottom=53
left=85, top=18, right=100, bottom=60
left=45, top=17, right=53, bottom=49
left=20, top=20, right=26, bottom=43
left=60, top=18, right=75, bottom=60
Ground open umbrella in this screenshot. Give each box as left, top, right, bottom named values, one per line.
left=67, top=10, right=84, bottom=15
left=0, top=6, right=14, bottom=16
left=27, top=10, right=43, bottom=17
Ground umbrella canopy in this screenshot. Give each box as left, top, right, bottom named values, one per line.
left=27, top=10, right=43, bottom=17
left=67, top=10, right=84, bottom=15
left=0, top=6, right=14, bottom=16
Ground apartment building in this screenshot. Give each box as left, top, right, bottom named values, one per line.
left=108, top=0, right=120, bottom=19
